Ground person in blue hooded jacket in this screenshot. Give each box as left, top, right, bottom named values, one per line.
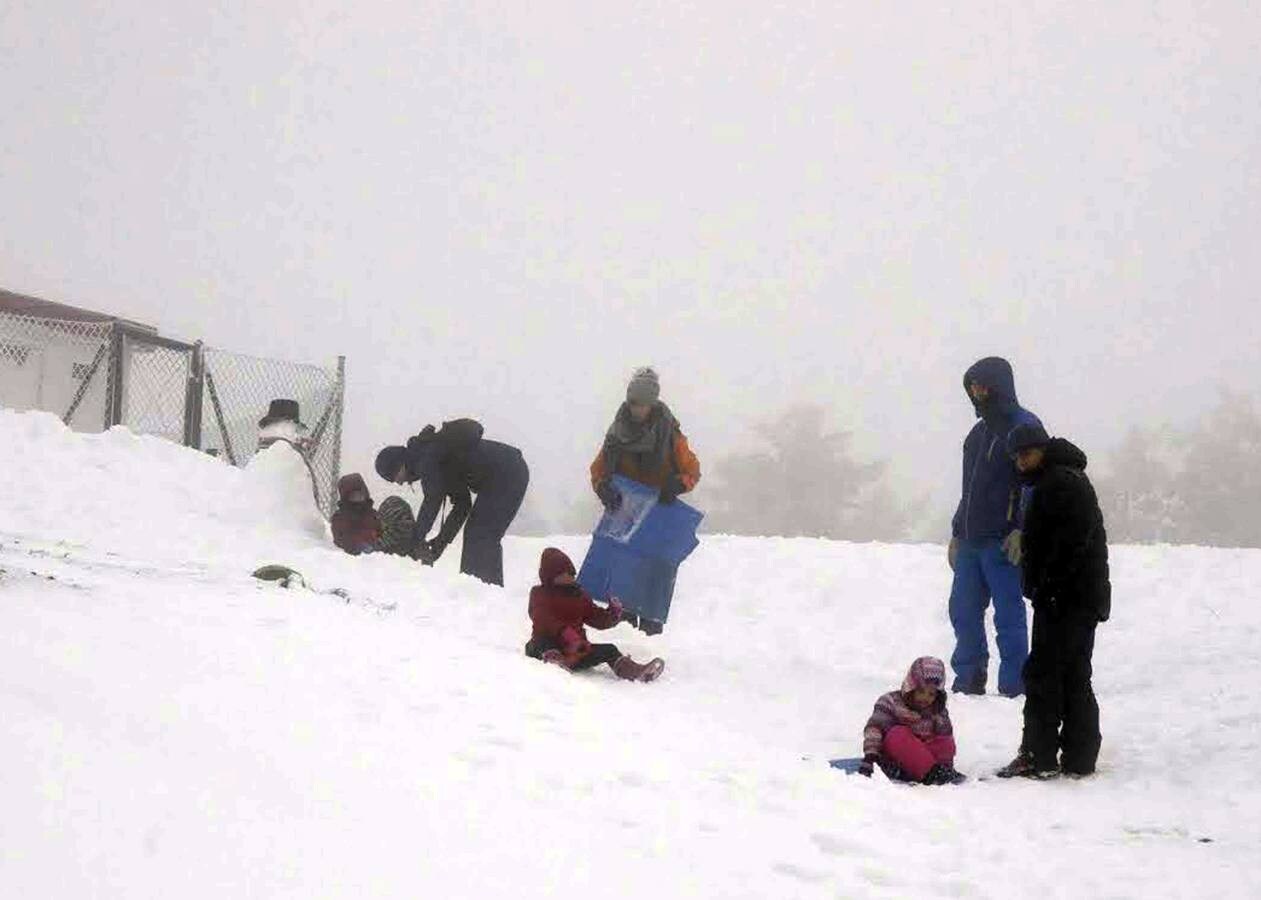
left=948, top=357, right=1043, bottom=696
left=375, top=419, right=529, bottom=587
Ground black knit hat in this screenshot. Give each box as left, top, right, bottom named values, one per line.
left=375, top=446, right=409, bottom=482
left=1007, top=422, right=1051, bottom=457
left=259, top=398, right=305, bottom=429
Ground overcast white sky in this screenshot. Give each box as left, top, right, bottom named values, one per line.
left=2, top=2, right=1258, bottom=532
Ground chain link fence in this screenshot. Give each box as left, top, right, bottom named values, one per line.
left=0, top=309, right=117, bottom=431
left=201, top=348, right=345, bottom=516
left=0, top=306, right=345, bottom=517
left=117, top=330, right=198, bottom=445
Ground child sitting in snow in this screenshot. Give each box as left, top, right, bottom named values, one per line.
left=525, top=548, right=664, bottom=682
left=858, top=656, right=966, bottom=785
left=331, top=474, right=382, bottom=555
left=330, top=473, right=415, bottom=557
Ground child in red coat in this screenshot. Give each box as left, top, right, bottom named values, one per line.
left=526, top=548, right=664, bottom=682
left=330, top=473, right=383, bottom=555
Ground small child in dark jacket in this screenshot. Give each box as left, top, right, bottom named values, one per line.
left=859, top=656, right=966, bottom=785
left=526, top=548, right=664, bottom=682
left=331, top=474, right=417, bottom=557
left=330, top=474, right=383, bottom=555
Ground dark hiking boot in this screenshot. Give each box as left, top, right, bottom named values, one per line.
left=876, top=760, right=914, bottom=783
left=922, top=764, right=968, bottom=785
left=612, top=655, right=665, bottom=683
left=995, top=752, right=1059, bottom=780
left=922, top=764, right=968, bottom=786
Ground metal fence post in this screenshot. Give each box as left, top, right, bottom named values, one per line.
left=203, top=367, right=238, bottom=466
left=183, top=340, right=205, bottom=448
left=329, top=355, right=346, bottom=511
left=107, top=326, right=125, bottom=427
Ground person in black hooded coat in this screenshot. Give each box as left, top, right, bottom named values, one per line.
left=997, top=423, right=1110, bottom=779
left=375, top=419, right=529, bottom=587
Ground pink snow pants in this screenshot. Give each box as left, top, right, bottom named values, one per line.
left=881, top=726, right=956, bottom=781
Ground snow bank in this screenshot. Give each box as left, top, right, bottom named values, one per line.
left=2, top=410, right=1259, bottom=898
left=0, top=409, right=327, bottom=564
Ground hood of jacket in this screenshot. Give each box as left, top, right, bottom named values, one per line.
left=1018, top=436, right=1089, bottom=488
left=964, top=357, right=1019, bottom=419
left=337, top=472, right=372, bottom=503
left=538, top=547, right=577, bottom=585
left=1043, top=437, right=1088, bottom=471
left=900, top=656, right=948, bottom=710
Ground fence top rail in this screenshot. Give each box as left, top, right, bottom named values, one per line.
left=119, top=325, right=196, bottom=354
left=203, top=345, right=338, bottom=375
left=0, top=308, right=116, bottom=336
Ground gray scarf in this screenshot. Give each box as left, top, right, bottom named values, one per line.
left=602, top=401, right=679, bottom=480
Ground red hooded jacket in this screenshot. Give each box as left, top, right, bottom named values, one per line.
left=330, top=473, right=382, bottom=555
left=528, top=548, right=620, bottom=665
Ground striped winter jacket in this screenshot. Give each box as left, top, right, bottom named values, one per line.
left=862, top=657, right=953, bottom=757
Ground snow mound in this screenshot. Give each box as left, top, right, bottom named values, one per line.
left=0, top=409, right=327, bottom=563
left=2, top=409, right=1260, bottom=898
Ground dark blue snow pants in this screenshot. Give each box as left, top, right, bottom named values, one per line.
left=460, top=454, right=529, bottom=586
left=948, top=537, right=1028, bottom=696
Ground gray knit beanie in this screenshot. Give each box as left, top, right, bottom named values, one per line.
left=626, top=366, right=661, bottom=405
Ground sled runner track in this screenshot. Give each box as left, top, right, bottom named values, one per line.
left=0, top=537, right=400, bottom=616
left=0, top=536, right=216, bottom=583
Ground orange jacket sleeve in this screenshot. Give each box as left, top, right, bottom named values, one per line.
left=672, top=431, right=701, bottom=492
left=590, top=447, right=608, bottom=491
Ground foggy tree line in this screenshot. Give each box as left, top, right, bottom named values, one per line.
left=526, top=394, right=1261, bottom=548
left=1095, top=392, right=1261, bottom=548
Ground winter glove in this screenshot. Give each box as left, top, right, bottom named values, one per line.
left=1002, top=530, right=1023, bottom=566
left=594, top=479, right=622, bottom=513
left=658, top=474, right=686, bottom=505
left=947, top=537, right=960, bottom=571
left=1030, top=580, right=1059, bottom=614
left=857, top=753, right=878, bottom=778
left=413, top=539, right=445, bottom=565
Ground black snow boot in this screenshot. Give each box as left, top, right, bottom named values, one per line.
left=922, top=764, right=968, bottom=786
left=996, top=751, right=1059, bottom=780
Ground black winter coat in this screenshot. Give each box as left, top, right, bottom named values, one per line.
left=1021, top=438, right=1111, bottom=622
left=404, top=419, right=525, bottom=548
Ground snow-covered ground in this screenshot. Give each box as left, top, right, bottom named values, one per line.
left=2, top=409, right=1258, bottom=898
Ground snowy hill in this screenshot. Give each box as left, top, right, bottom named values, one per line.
left=1, top=410, right=1258, bottom=898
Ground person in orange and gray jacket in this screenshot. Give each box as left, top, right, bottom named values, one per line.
left=590, top=367, right=701, bottom=513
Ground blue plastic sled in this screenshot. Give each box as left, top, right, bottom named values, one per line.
left=577, top=475, right=703, bottom=625
left=828, top=757, right=865, bottom=774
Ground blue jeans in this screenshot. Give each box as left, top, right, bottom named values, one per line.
left=948, top=537, right=1028, bottom=696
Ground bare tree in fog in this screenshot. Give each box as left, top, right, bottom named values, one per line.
left=1099, top=392, right=1261, bottom=547
left=704, top=405, right=913, bottom=541
left=1097, top=425, right=1185, bottom=543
